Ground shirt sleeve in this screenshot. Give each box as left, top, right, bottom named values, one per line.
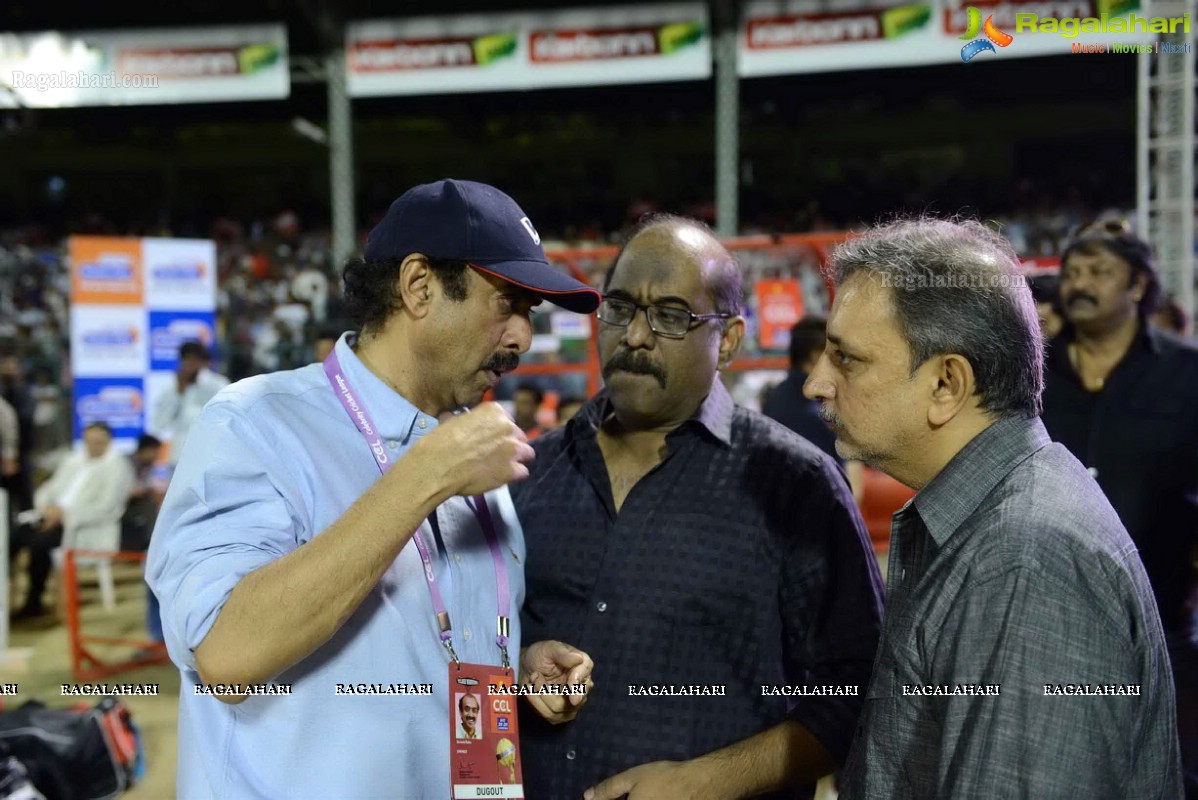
left=147, top=401, right=304, bottom=673
left=780, top=453, right=886, bottom=765
left=922, top=562, right=1159, bottom=798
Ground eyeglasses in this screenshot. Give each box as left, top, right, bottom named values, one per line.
left=597, top=295, right=735, bottom=339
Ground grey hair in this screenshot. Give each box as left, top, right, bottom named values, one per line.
left=605, top=213, right=744, bottom=315
left=827, top=217, right=1043, bottom=418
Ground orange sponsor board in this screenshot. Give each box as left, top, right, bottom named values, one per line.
left=70, top=237, right=143, bottom=305
left=756, top=279, right=804, bottom=350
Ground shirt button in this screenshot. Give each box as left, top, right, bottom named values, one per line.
left=387, top=441, right=398, bottom=450
left=566, top=749, right=576, bottom=760
left=418, top=418, right=428, bottom=429
left=453, top=553, right=462, bottom=563
left=1087, top=466, right=1099, bottom=478
left=463, top=628, right=471, bottom=640
left=596, top=601, right=607, bottom=613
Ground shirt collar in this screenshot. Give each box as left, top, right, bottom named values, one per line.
left=572, top=377, right=735, bottom=448
left=912, top=414, right=1050, bottom=546
left=331, top=332, right=432, bottom=444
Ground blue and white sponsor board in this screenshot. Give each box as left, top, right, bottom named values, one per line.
left=70, top=236, right=217, bottom=451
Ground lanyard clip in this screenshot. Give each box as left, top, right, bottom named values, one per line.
left=443, top=638, right=460, bottom=664
left=496, top=616, right=511, bottom=670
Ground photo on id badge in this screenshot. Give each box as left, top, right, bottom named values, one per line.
left=456, top=691, right=483, bottom=741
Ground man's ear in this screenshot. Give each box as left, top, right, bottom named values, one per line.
left=718, top=316, right=746, bottom=369
left=927, top=353, right=976, bottom=427
left=396, top=254, right=433, bottom=319
left=1131, top=271, right=1148, bottom=303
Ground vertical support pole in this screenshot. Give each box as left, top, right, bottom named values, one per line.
left=327, top=46, right=356, bottom=265
left=714, top=0, right=740, bottom=238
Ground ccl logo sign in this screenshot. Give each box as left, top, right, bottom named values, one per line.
left=959, top=7, right=1014, bottom=61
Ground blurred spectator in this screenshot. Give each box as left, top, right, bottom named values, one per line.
left=121, top=434, right=164, bottom=553
left=556, top=395, right=585, bottom=426
left=291, top=265, right=330, bottom=324
left=762, top=315, right=840, bottom=463
left=312, top=327, right=340, bottom=364
left=0, top=354, right=35, bottom=512
left=9, top=422, right=133, bottom=620
left=153, top=341, right=229, bottom=470
left=29, top=366, right=67, bottom=453
left=0, top=395, right=18, bottom=480
left=123, top=433, right=165, bottom=644
left=513, top=382, right=545, bottom=439
left=1027, top=271, right=1064, bottom=340
left=1042, top=219, right=1198, bottom=794
left=1153, top=295, right=1191, bottom=338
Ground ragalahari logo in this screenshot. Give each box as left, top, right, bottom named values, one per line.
left=959, top=7, right=1014, bottom=61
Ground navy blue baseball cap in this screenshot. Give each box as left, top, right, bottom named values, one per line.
left=364, top=179, right=600, bottom=314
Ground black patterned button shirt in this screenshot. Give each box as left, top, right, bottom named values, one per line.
left=839, top=415, right=1181, bottom=799
left=513, top=379, right=885, bottom=799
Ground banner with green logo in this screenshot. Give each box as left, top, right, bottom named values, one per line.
left=740, top=0, right=1172, bottom=75
left=0, top=24, right=288, bottom=108
left=346, top=3, right=710, bottom=97
left=740, top=0, right=941, bottom=76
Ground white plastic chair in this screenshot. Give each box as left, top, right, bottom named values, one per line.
left=52, top=521, right=121, bottom=613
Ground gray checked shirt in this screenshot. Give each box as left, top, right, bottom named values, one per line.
left=841, top=414, right=1181, bottom=799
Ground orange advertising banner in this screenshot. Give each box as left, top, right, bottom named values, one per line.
left=756, top=278, right=804, bottom=350
left=70, top=236, right=143, bottom=305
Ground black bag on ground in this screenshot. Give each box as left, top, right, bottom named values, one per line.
left=0, top=699, right=140, bottom=800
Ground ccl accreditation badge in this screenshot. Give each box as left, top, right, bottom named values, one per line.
left=450, top=662, right=524, bottom=799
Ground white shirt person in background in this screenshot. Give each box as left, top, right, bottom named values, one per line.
left=153, top=341, right=229, bottom=468
left=10, top=422, right=133, bottom=618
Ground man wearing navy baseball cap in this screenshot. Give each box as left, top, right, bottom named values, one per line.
left=149, top=179, right=596, bottom=799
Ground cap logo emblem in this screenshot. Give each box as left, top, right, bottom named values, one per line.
left=519, top=216, right=541, bottom=246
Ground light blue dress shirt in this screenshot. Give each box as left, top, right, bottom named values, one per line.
left=147, top=333, right=526, bottom=799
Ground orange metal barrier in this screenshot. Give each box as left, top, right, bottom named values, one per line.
left=63, top=549, right=170, bottom=682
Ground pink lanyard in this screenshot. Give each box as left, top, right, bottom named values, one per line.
left=323, top=349, right=511, bottom=668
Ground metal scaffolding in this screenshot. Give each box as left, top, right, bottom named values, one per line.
left=1137, top=0, right=1197, bottom=325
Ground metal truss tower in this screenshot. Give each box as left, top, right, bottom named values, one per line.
left=1137, top=0, right=1197, bottom=326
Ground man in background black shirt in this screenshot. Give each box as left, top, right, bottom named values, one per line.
left=1041, top=219, right=1198, bottom=795
left=763, top=316, right=840, bottom=463
left=513, top=215, right=884, bottom=800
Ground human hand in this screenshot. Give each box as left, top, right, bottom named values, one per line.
left=1, top=457, right=17, bottom=477
left=521, top=639, right=593, bottom=724
left=585, top=761, right=712, bottom=800
left=40, top=504, right=64, bottom=531
left=410, top=402, right=534, bottom=498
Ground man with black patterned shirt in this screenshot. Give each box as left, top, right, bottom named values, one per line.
left=514, top=216, right=884, bottom=800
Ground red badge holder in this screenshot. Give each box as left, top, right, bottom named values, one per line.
left=450, top=662, right=524, bottom=799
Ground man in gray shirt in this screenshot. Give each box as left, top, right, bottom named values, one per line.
left=804, top=218, right=1180, bottom=798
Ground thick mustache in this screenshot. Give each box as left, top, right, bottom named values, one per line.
left=481, top=351, right=520, bottom=373
left=603, top=350, right=667, bottom=388
left=817, top=404, right=842, bottom=428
